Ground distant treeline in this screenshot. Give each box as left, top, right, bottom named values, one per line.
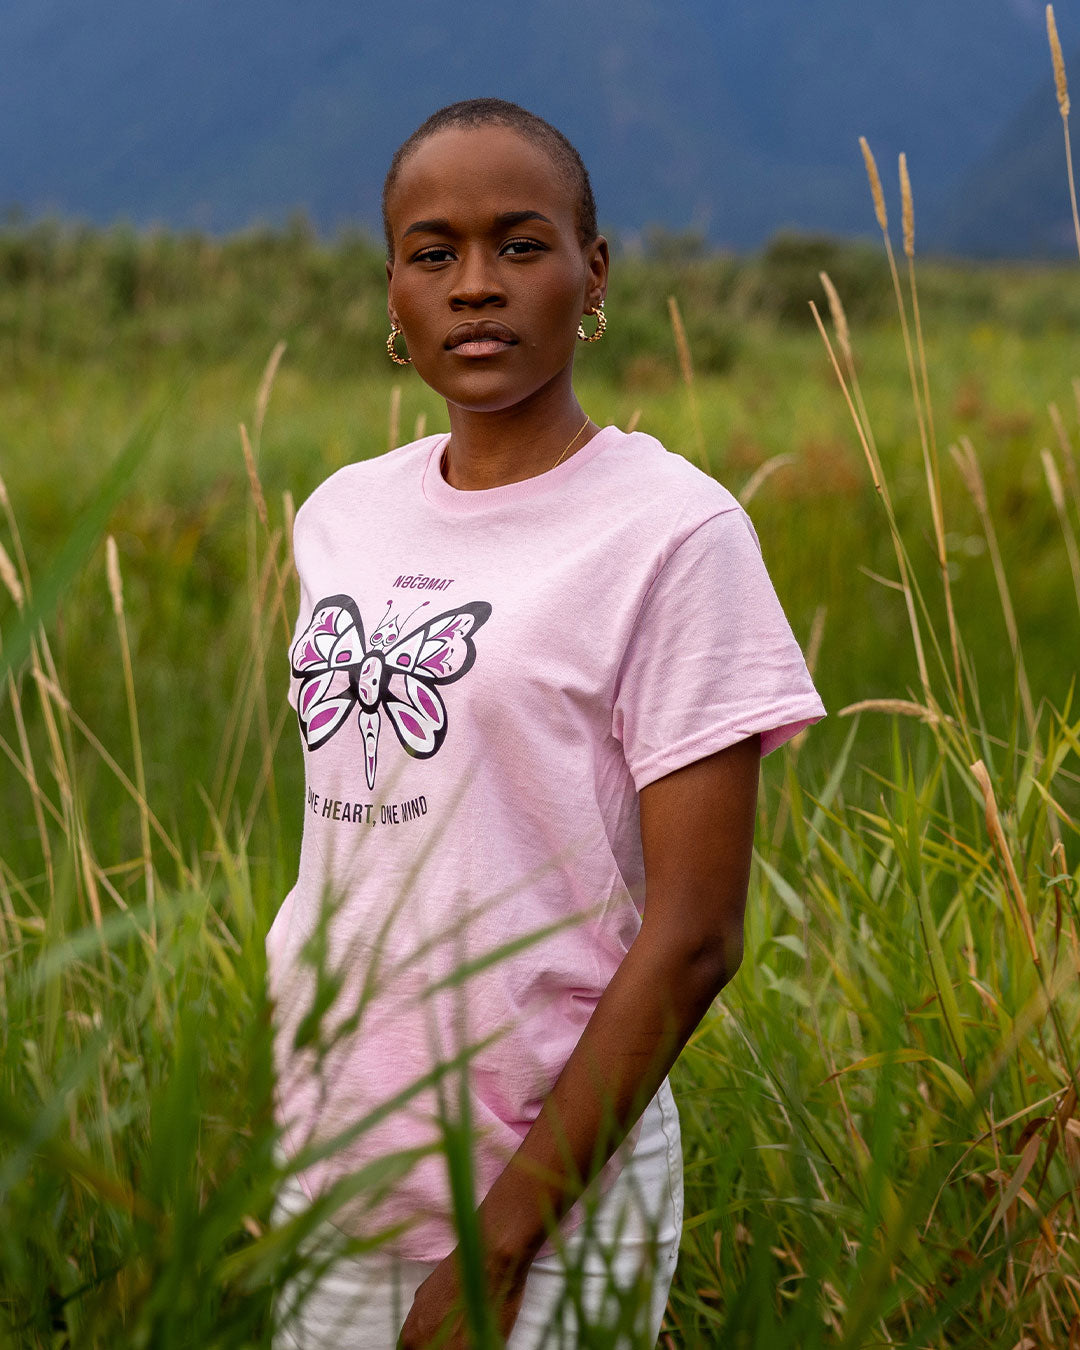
left=0, top=216, right=1077, bottom=384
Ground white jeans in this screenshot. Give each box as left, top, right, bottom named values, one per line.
left=270, top=1078, right=683, bottom=1349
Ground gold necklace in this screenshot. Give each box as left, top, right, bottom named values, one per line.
left=441, top=413, right=592, bottom=482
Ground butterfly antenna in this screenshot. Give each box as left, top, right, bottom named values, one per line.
left=398, top=600, right=430, bottom=631
left=376, top=598, right=394, bottom=629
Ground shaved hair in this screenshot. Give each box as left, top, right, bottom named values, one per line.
left=382, top=98, right=598, bottom=258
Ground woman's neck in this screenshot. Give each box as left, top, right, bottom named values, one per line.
left=441, top=385, right=594, bottom=491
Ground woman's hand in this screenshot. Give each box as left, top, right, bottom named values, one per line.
left=397, top=1247, right=531, bottom=1349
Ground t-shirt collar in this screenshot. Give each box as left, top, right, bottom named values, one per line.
left=421, top=424, right=621, bottom=514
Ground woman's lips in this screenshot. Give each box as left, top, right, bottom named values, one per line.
left=450, top=338, right=515, bottom=357
left=444, top=321, right=519, bottom=357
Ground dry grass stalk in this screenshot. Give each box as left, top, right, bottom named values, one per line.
left=971, top=759, right=1040, bottom=965
left=413, top=411, right=427, bottom=441
left=897, top=153, right=961, bottom=707
left=818, top=271, right=852, bottom=367
left=819, top=271, right=881, bottom=482
left=210, top=525, right=288, bottom=813
left=899, top=152, right=915, bottom=259
left=859, top=137, right=888, bottom=233
left=666, top=295, right=708, bottom=471
left=0, top=468, right=33, bottom=603
left=838, top=697, right=955, bottom=725
left=809, top=302, right=882, bottom=493
left=804, top=604, right=826, bottom=680
left=784, top=605, right=827, bottom=766
left=0, top=493, right=61, bottom=892
left=625, top=408, right=642, bottom=434
left=809, top=299, right=931, bottom=697
left=0, top=540, right=24, bottom=609
left=856, top=139, right=936, bottom=528
left=19, top=669, right=169, bottom=924
left=283, top=488, right=296, bottom=574
left=388, top=383, right=402, bottom=451
left=3, top=668, right=53, bottom=895
left=254, top=339, right=287, bottom=448
left=106, top=535, right=155, bottom=936
left=1048, top=4, right=1070, bottom=117
left=15, top=675, right=188, bottom=876
left=1047, top=5, right=1080, bottom=259
left=1041, top=446, right=1080, bottom=617
left=239, top=422, right=269, bottom=529
left=215, top=533, right=287, bottom=828
left=1047, top=400, right=1080, bottom=505
left=105, top=535, right=123, bottom=616
left=950, top=437, right=1035, bottom=732
left=738, top=453, right=794, bottom=505
left=241, top=690, right=293, bottom=846
left=859, top=141, right=960, bottom=711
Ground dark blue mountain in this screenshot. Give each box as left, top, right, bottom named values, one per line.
left=1, top=0, right=1072, bottom=254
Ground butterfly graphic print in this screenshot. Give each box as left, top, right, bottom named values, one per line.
left=290, top=593, right=492, bottom=789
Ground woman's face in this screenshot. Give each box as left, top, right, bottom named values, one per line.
left=384, top=124, right=608, bottom=415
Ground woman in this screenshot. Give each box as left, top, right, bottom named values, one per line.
left=266, top=98, right=825, bottom=1349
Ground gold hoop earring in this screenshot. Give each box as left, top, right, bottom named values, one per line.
left=577, top=300, right=606, bottom=343
left=387, top=324, right=411, bottom=366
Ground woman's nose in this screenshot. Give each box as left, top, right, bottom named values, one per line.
left=449, top=248, right=505, bottom=308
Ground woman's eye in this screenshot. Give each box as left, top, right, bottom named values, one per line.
left=414, top=247, right=454, bottom=263
left=501, top=238, right=544, bottom=256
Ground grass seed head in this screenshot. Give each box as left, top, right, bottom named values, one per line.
left=899, top=153, right=915, bottom=258
left=239, top=422, right=269, bottom=528
left=859, top=136, right=889, bottom=233
left=1042, top=446, right=1067, bottom=511
left=254, top=340, right=287, bottom=445
left=667, top=295, right=695, bottom=387
left=819, top=271, right=852, bottom=366
left=0, top=539, right=23, bottom=609
left=1048, top=5, right=1071, bottom=118
left=105, top=535, right=123, bottom=616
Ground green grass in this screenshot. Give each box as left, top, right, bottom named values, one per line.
left=1, top=210, right=1079, bottom=1347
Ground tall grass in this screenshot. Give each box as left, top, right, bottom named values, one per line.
left=2, top=23, right=1080, bottom=1347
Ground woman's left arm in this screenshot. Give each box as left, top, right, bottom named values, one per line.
left=398, top=732, right=761, bottom=1348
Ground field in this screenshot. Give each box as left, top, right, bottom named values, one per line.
left=1, top=144, right=1079, bottom=1347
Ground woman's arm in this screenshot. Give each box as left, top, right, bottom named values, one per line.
left=476, top=730, right=760, bottom=1260
left=398, top=732, right=761, bottom=1347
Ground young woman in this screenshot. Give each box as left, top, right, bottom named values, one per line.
left=266, top=98, right=825, bottom=1349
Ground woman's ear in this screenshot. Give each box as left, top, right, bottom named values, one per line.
left=386, top=259, right=398, bottom=328
left=585, top=234, right=609, bottom=311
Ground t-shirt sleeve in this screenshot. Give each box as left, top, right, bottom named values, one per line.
left=612, top=506, right=826, bottom=790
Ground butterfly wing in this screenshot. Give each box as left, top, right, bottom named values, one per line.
left=382, top=602, right=492, bottom=683
left=380, top=602, right=490, bottom=759
left=384, top=673, right=448, bottom=758
left=290, top=595, right=365, bottom=749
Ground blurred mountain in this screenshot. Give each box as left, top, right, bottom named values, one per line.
left=1, top=0, right=1072, bottom=254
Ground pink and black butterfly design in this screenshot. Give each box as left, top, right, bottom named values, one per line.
left=290, top=593, right=492, bottom=788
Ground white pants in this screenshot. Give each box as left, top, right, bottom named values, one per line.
left=271, top=1078, right=683, bottom=1349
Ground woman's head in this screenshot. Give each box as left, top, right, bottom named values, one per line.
left=381, top=98, right=597, bottom=259
left=381, top=99, right=608, bottom=417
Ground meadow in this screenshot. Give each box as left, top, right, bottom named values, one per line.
left=1, top=120, right=1079, bottom=1348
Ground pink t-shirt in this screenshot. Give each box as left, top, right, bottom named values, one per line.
left=265, top=424, right=825, bottom=1260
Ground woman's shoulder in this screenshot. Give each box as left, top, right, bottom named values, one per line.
left=597, top=426, right=743, bottom=530
left=294, top=435, right=439, bottom=524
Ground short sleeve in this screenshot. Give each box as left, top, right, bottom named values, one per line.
left=612, top=507, right=826, bottom=790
